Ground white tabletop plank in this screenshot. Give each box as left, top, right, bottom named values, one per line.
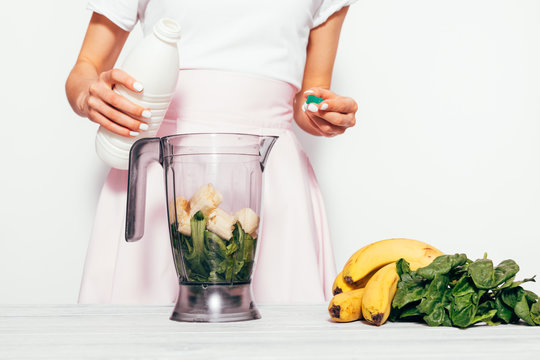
left=0, top=304, right=539, bottom=359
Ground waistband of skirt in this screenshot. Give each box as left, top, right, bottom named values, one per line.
left=163, top=69, right=297, bottom=131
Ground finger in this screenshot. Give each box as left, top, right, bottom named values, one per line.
left=316, top=111, right=356, bottom=128
left=302, top=87, right=337, bottom=101
left=91, top=83, right=151, bottom=120
left=318, top=97, right=358, bottom=114
left=101, top=68, right=144, bottom=93
left=88, top=96, right=148, bottom=132
left=304, top=112, right=346, bottom=137
left=88, top=108, right=139, bottom=138
left=303, top=99, right=355, bottom=126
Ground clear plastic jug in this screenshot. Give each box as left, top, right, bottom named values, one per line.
left=125, top=133, right=277, bottom=322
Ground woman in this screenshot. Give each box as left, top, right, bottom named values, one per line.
left=66, top=0, right=358, bottom=304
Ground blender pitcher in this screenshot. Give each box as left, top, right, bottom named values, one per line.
left=125, top=133, right=277, bottom=322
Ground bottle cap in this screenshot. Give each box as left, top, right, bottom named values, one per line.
left=153, top=18, right=182, bottom=44
left=306, top=95, right=325, bottom=104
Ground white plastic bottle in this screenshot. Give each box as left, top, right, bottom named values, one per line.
left=95, top=18, right=182, bottom=170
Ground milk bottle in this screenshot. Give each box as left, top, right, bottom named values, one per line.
left=95, top=18, right=181, bottom=170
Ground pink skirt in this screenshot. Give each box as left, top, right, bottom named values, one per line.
left=78, top=69, right=336, bottom=304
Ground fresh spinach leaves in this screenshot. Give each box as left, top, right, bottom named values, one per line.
left=391, top=254, right=540, bottom=328
left=170, top=211, right=257, bottom=283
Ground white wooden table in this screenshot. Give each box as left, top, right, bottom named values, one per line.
left=1, top=304, right=539, bottom=359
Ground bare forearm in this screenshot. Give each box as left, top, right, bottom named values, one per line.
left=66, top=12, right=129, bottom=119
left=65, top=59, right=99, bottom=117
left=294, top=53, right=333, bottom=136
left=294, top=6, right=348, bottom=136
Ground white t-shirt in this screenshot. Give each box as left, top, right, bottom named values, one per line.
left=87, top=0, right=356, bottom=90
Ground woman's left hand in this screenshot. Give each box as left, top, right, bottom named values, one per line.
left=301, top=88, right=358, bottom=137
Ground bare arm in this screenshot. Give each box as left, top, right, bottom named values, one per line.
left=65, top=13, right=149, bottom=136
left=294, top=6, right=358, bottom=137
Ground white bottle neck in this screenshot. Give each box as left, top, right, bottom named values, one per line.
left=153, top=18, right=182, bottom=44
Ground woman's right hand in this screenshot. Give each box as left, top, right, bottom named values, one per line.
left=83, top=68, right=151, bottom=137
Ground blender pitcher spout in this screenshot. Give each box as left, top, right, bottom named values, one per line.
left=125, top=137, right=162, bottom=242
left=259, top=136, right=278, bottom=171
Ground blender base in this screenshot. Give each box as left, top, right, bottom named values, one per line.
left=170, top=283, right=261, bottom=322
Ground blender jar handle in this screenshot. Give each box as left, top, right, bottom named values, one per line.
left=125, top=137, right=162, bottom=242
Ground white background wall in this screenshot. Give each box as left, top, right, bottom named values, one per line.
left=0, top=0, right=539, bottom=304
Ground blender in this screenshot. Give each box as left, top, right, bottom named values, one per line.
left=125, top=133, right=277, bottom=322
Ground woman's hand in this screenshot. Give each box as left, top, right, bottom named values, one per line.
left=299, top=88, right=357, bottom=137
left=82, top=68, right=151, bottom=137
left=65, top=13, right=149, bottom=137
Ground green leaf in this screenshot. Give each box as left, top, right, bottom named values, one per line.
left=423, top=303, right=449, bottom=327
left=501, top=286, right=536, bottom=326
left=493, top=260, right=520, bottom=286
left=389, top=302, right=422, bottom=322
left=468, top=259, right=495, bottom=289
left=497, top=275, right=516, bottom=290
left=230, top=224, right=245, bottom=278
left=494, top=296, right=513, bottom=324
left=184, top=213, right=211, bottom=282
left=204, top=230, right=227, bottom=255
left=233, top=222, right=245, bottom=250
left=442, top=315, right=453, bottom=327
left=514, top=292, right=536, bottom=326
left=176, top=230, right=193, bottom=257
left=469, top=259, right=519, bottom=290
left=240, top=235, right=255, bottom=279
left=501, top=286, right=523, bottom=309
left=392, top=272, right=426, bottom=309
left=243, top=234, right=255, bottom=261
left=215, top=259, right=228, bottom=274
left=416, top=254, right=468, bottom=280
left=224, top=256, right=234, bottom=281
left=396, top=258, right=411, bottom=278
left=495, top=276, right=535, bottom=294
left=388, top=305, right=401, bottom=322
left=187, top=211, right=207, bottom=262
left=207, top=270, right=224, bottom=282
left=531, top=301, right=540, bottom=325
left=226, top=241, right=238, bottom=256
left=400, top=305, right=422, bottom=319
left=452, top=275, right=476, bottom=297
left=417, top=274, right=449, bottom=315
left=442, top=290, right=453, bottom=311
left=450, top=291, right=480, bottom=328
left=477, top=300, right=494, bottom=314
left=470, top=309, right=498, bottom=326
left=524, top=290, right=539, bottom=304
left=485, top=319, right=502, bottom=326
left=233, top=259, right=244, bottom=275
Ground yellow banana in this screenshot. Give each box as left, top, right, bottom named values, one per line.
left=332, top=271, right=358, bottom=295
left=332, top=269, right=378, bottom=296
left=328, top=288, right=365, bottom=322
left=361, top=261, right=428, bottom=326
left=207, top=208, right=236, bottom=240
left=342, top=238, right=443, bottom=285
left=235, top=208, right=259, bottom=234
left=169, top=196, right=192, bottom=236
left=361, top=263, right=398, bottom=326
left=189, top=183, right=222, bottom=217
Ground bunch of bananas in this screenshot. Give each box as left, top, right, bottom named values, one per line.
left=328, top=238, right=444, bottom=326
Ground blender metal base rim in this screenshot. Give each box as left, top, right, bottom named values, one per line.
left=170, top=309, right=261, bottom=323
left=170, top=283, right=261, bottom=323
